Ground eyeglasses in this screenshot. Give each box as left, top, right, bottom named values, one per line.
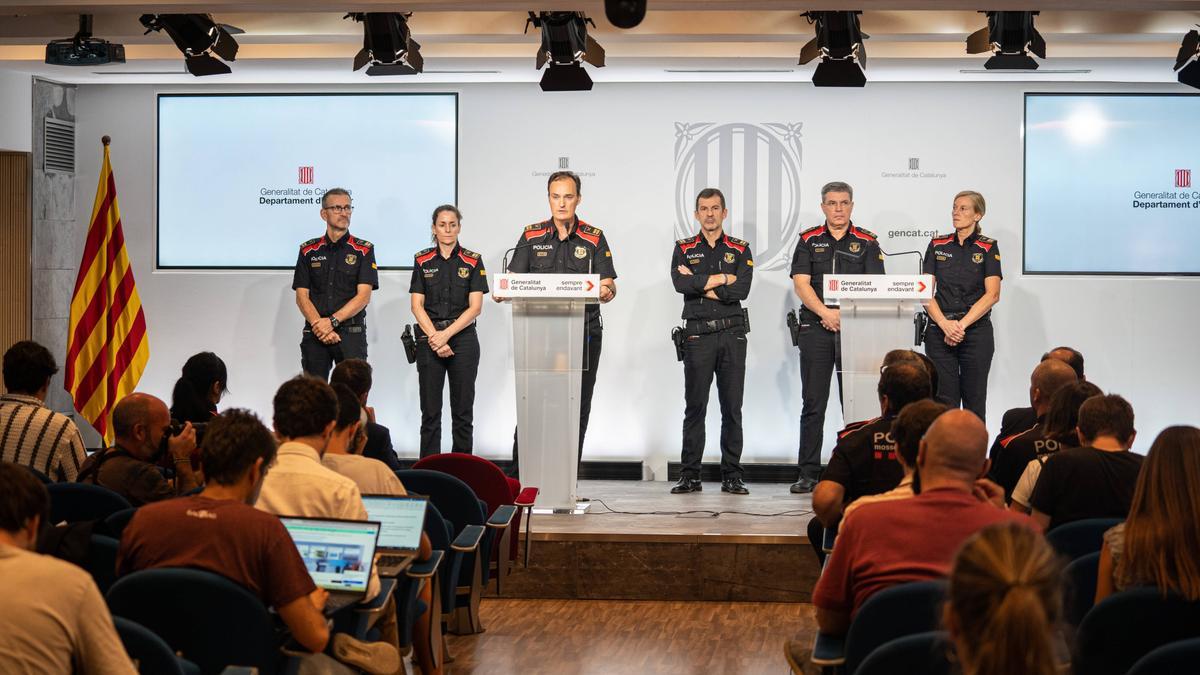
left=324, top=205, right=353, bottom=214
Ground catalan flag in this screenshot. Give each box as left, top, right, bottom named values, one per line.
left=64, top=137, right=149, bottom=443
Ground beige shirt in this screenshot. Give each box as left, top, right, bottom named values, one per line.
left=322, top=454, right=407, bottom=497
left=842, top=474, right=916, bottom=521
left=255, top=441, right=379, bottom=600
left=0, top=544, right=137, bottom=675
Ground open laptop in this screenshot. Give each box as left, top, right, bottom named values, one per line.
left=362, top=494, right=428, bottom=577
left=279, top=516, right=381, bottom=614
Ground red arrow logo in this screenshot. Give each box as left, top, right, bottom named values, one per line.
left=586, top=280, right=595, bottom=291
left=917, top=280, right=927, bottom=292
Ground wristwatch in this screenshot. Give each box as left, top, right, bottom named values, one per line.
left=329, top=316, right=340, bottom=329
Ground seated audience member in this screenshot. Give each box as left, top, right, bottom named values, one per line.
left=1096, top=425, right=1200, bottom=604
left=945, top=522, right=1065, bottom=675
left=331, top=359, right=401, bottom=471
left=1030, top=394, right=1144, bottom=531
left=987, top=359, right=1077, bottom=499
left=1, top=340, right=88, bottom=481
left=77, top=393, right=200, bottom=506
left=116, top=409, right=395, bottom=674
left=841, top=399, right=950, bottom=519
left=169, top=351, right=227, bottom=424
left=812, top=362, right=932, bottom=528
left=0, top=462, right=136, bottom=674
left=1010, top=381, right=1103, bottom=514
left=324, top=383, right=407, bottom=496
left=808, top=410, right=1039, bottom=638
left=996, top=346, right=1086, bottom=439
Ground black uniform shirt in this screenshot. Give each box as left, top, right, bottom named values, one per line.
left=292, top=233, right=379, bottom=320
left=988, top=418, right=1070, bottom=500
left=408, top=244, right=489, bottom=322
left=820, top=415, right=904, bottom=505
left=790, top=223, right=885, bottom=305
left=670, top=232, right=754, bottom=320
left=507, top=218, right=617, bottom=327
left=923, top=230, right=1002, bottom=317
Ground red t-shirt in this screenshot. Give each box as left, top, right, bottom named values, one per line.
left=813, top=487, right=1041, bottom=616
left=117, top=495, right=316, bottom=610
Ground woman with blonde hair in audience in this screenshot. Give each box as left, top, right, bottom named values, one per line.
left=945, top=522, right=1064, bottom=675
left=1096, top=425, right=1200, bottom=604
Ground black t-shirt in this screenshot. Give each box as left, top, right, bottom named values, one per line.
left=820, top=416, right=904, bottom=505
left=408, top=244, right=489, bottom=322
left=507, top=218, right=617, bottom=330
left=789, top=223, right=885, bottom=306
left=922, top=230, right=1002, bottom=317
left=291, top=233, right=380, bottom=321
left=670, top=233, right=754, bottom=320
left=1029, top=446, right=1144, bottom=530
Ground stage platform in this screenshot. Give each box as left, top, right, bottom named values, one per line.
left=497, top=480, right=821, bottom=603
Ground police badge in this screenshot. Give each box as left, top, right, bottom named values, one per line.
left=458, top=267, right=470, bottom=279
left=849, top=242, right=862, bottom=253
left=574, top=246, right=587, bottom=259
left=723, top=252, right=735, bottom=264
left=345, top=254, right=357, bottom=265
left=972, top=252, right=984, bottom=264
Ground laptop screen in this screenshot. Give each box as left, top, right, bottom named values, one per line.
left=362, top=495, right=427, bottom=552
left=279, top=517, right=379, bottom=594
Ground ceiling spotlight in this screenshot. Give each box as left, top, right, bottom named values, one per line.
left=1174, top=27, right=1200, bottom=89
left=526, top=12, right=606, bottom=92
left=605, top=0, right=647, bottom=30
left=346, top=13, right=423, bottom=76
left=966, top=11, right=1046, bottom=70
left=798, top=11, right=869, bottom=87
left=45, top=14, right=125, bottom=66
left=139, top=13, right=241, bottom=76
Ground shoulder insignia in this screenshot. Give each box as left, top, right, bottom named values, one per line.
left=523, top=223, right=551, bottom=241
left=300, top=237, right=326, bottom=255
left=459, top=247, right=481, bottom=259
left=577, top=221, right=602, bottom=235
left=524, top=222, right=549, bottom=231
left=415, top=248, right=438, bottom=266
left=850, top=226, right=878, bottom=241
left=974, top=236, right=996, bottom=252
left=677, top=235, right=701, bottom=253
left=722, top=235, right=747, bottom=254
left=457, top=249, right=480, bottom=268
left=346, top=236, right=372, bottom=256
left=576, top=228, right=601, bottom=247
left=801, top=225, right=827, bottom=243
left=931, top=234, right=954, bottom=246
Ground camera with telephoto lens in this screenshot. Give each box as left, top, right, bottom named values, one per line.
left=168, top=419, right=206, bottom=445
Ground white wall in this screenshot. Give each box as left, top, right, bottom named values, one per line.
left=72, top=81, right=1200, bottom=474
left=0, top=71, right=32, bottom=152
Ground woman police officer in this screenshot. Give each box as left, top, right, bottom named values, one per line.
left=922, top=191, right=1003, bottom=421
left=409, top=205, right=489, bottom=456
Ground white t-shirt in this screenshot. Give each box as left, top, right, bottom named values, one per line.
left=1010, top=457, right=1048, bottom=509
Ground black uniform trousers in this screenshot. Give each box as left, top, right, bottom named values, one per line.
left=680, top=326, right=747, bottom=480
left=416, top=325, right=480, bottom=457
left=925, top=317, right=994, bottom=422
left=300, top=326, right=367, bottom=381
left=509, top=326, right=603, bottom=479
left=797, top=311, right=842, bottom=481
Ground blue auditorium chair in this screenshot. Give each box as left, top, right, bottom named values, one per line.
left=102, top=506, right=138, bottom=538
left=855, top=630, right=953, bottom=675
left=113, top=616, right=199, bottom=675
left=85, top=534, right=120, bottom=595
left=812, top=579, right=948, bottom=674
left=47, top=482, right=130, bottom=524
left=1126, top=637, right=1200, bottom=675
left=1046, top=517, right=1122, bottom=561
left=1073, top=587, right=1200, bottom=675
left=1064, top=551, right=1100, bottom=627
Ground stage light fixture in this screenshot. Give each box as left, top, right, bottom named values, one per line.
left=346, top=13, right=424, bottom=76
left=1174, top=27, right=1200, bottom=89
left=605, top=0, right=647, bottom=29
left=966, top=11, right=1046, bottom=70
left=526, top=11, right=606, bottom=92
left=45, top=15, right=125, bottom=67
left=138, top=13, right=241, bottom=76
left=797, top=11, right=869, bottom=87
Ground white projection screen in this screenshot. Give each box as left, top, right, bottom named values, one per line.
left=156, top=93, right=458, bottom=269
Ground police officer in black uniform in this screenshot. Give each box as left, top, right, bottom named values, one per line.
left=789, top=181, right=885, bottom=494
left=410, top=205, right=489, bottom=457
left=923, top=190, right=1002, bottom=421
left=293, top=187, right=379, bottom=380
left=500, top=170, right=617, bottom=477
left=670, top=188, right=754, bottom=495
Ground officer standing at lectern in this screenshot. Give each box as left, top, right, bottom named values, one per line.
left=789, top=181, right=885, bottom=494
left=292, top=187, right=378, bottom=380
left=670, top=188, right=754, bottom=495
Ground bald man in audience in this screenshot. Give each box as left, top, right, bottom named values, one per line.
left=76, top=393, right=201, bottom=506
left=997, top=346, right=1085, bottom=439
left=805, top=411, right=1039, bottom=639
left=987, top=359, right=1078, bottom=500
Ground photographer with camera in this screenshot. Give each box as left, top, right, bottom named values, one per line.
left=77, top=393, right=201, bottom=506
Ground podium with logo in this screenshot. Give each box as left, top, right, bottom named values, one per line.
left=494, top=273, right=600, bottom=512
left=824, top=274, right=934, bottom=424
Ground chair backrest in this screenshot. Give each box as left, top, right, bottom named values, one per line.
left=103, top=507, right=138, bottom=539
left=47, top=482, right=131, bottom=524
left=1045, top=517, right=1123, bottom=561
left=1064, top=551, right=1101, bottom=627
left=397, top=469, right=490, bottom=587
left=855, top=631, right=953, bottom=675
left=1074, top=587, right=1200, bottom=675
left=1126, top=636, right=1200, bottom=675
left=844, top=580, right=948, bottom=675
left=422, top=501, right=459, bottom=612
left=107, top=568, right=282, bottom=675
left=113, top=616, right=187, bottom=675
left=413, top=454, right=515, bottom=513
left=86, top=534, right=120, bottom=595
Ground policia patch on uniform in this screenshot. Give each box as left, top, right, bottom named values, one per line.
left=574, top=246, right=588, bottom=259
